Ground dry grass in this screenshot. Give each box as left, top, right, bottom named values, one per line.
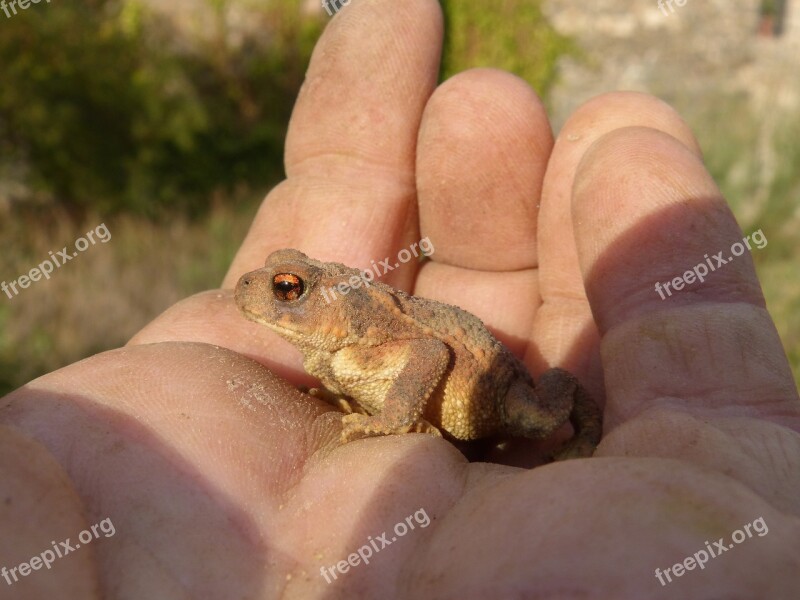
left=0, top=196, right=258, bottom=394
left=691, top=98, right=800, bottom=389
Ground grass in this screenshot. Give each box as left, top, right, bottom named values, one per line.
left=0, top=194, right=259, bottom=395
left=689, top=95, right=800, bottom=386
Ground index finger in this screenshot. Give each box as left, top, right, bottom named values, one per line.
left=224, top=0, right=444, bottom=288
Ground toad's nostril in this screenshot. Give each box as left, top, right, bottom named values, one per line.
left=242, top=278, right=250, bottom=286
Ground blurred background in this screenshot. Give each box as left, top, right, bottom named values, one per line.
left=0, top=0, right=797, bottom=395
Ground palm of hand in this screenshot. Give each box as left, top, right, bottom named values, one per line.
left=2, top=1, right=799, bottom=598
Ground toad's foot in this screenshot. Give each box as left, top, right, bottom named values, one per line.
left=300, top=387, right=369, bottom=415
left=551, top=436, right=598, bottom=461
left=340, top=413, right=442, bottom=443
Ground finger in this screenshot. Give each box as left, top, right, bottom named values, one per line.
left=0, top=426, right=100, bottom=598
left=540, top=92, right=702, bottom=299
left=532, top=92, right=702, bottom=381
left=414, top=458, right=800, bottom=597
left=413, top=69, right=552, bottom=349
left=224, top=0, right=444, bottom=289
left=1, top=344, right=340, bottom=596
left=416, top=68, right=553, bottom=272
left=573, top=126, right=800, bottom=431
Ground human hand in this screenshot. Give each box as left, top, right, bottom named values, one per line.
left=2, top=1, right=799, bottom=598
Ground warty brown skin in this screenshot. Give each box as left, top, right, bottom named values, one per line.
left=234, top=249, right=602, bottom=459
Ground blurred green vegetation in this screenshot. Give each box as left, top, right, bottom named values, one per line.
left=0, top=0, right=321, bottom=218
left=0, top=0, right=797, bottom=397
left=698, top=94, right=800, bottom=373
left=0, top=202, right=255, bottom=392
left=0, top=0, right=569, bottom=219
left=440, top=0, right=576, bottom=95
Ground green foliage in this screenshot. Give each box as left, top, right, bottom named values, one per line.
left=440, top=0, right=575, bottom=95
left=698, top=93, right=800, bottom=262
left=0, top=1, right=568, bottom=218
left=693, top=94, right=800, bottom=384
left=756, top=118, right=800, bottom=260
left=0, top=203, right=257, bottom=396
left=0, top=0, right=322, bottom=218
left=760, top=0, right=779, bottom=16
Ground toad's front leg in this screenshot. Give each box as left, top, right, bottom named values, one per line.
left=337, top=339, right=451, bottom=442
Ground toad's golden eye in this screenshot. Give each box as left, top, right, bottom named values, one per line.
left=273, top=273, right=304, bottom=302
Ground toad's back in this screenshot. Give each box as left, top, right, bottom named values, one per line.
left=385, top=286, right=534, bottom=439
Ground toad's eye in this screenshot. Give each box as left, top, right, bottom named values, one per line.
left=273, top=273, right=305, bottom=302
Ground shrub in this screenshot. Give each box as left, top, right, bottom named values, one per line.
left=440, top=0, right=575, bottom=95
left=0, top=0, right=321, bottom=218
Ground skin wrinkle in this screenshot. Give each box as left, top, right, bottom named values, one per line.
left=288, top=150, right=421, bottom=184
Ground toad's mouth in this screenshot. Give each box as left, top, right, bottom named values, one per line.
left=264, top=321, right=304, bottom=339
left=239, top=309, right=308, bottom=340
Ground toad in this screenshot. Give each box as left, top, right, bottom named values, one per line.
left=235, top=249, right=602, bottom=459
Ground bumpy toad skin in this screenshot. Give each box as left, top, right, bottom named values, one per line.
left=235, top=249, right=602, bottom=459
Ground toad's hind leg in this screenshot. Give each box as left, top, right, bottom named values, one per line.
left=501, top=368, right=602, bottom=460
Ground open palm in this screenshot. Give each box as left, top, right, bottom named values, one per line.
left=2, top=1, right=799, bottom=598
